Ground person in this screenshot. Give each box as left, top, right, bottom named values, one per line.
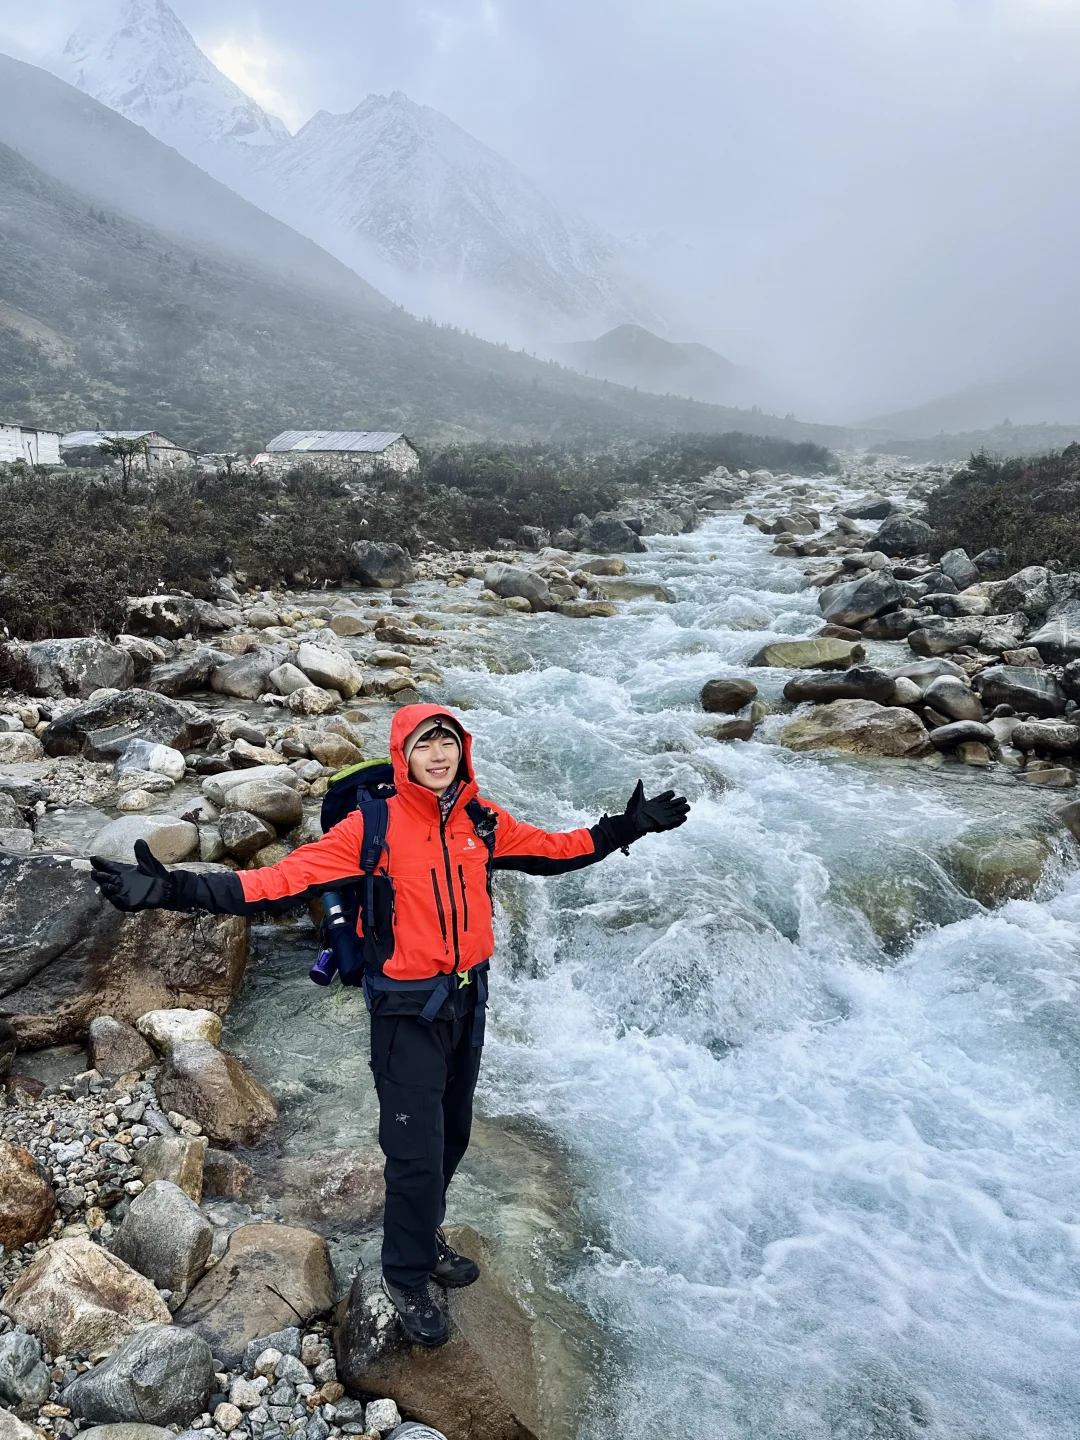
left=91, top=702, right=689, bottom=1347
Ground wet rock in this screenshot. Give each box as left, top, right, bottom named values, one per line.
left=920, top=676, right=983, bottom=722
left=40, top=689, right=213, bottom=758
left=0, top=1330, right=50, bottom=1416
left=137, top=1134, right=208, bottom=1202
left=90, top=816, right=198, bottom=864
left=973, top=547, right=1007, bottom=574
left=873, top=514, right=932, bottom=556
left=296, top=644, right=362, bottom=698
left=349, top=542, right=415, bottom=589
left=23, top=638, right=134, bottom=699
left=114, top=739, right=187, bottom=782
left=927, top=720, right=997, bottom=751
left=988, top=565, right=1052, bottom=620
left=818, top=573, right=901, bottom=628
left=589, top=578, right=675, bottom=603
left=817, top=623, right=864, bottom=640
left=703, top=717, right=756, bottom=742
left=0, top=733, right=43, bottom=763
left=975, top=665, right=1067, bottom=718
left=218, top=781, right=304, bottom=829
left=483, top=564, right=552, bottom=610
left=938, top=548, right=980, bottom=589
left=210, top=653, right=278, bottom=702
left=700, top=678, right=757, bottom=713
left=840, top=493, right=893, bottom=520
left=1016, top=766, right=1076, bottom=788
left=555, top=600, right=617, bottom=618
left=219, top=810, right=277, bottom=860
left=0, top=1236, right=171, bottom=1355
left=1010, top=721, right=1080, bottom=753
left=946, top=828, right=1052, bottom=905
left=956, top=741, right=993, bottom=766
left=137, top=1007, right=222, bottom=1051
left=783, top=666, right=896, bottom=705
left=890, top=657, right=967, bottom=686
left=334, top=1227, right=539, bottom=1440
left=749, top=638, right=865, bottom=670
left=260, top=1150, right=384, bottom=1228
left=125, top=595, right=200, bottom=641
left=112, top=1181, right=214, bottom=1305
left=580, top=516, right=646, bottom=553
left=578, top=556, right=628, bottom=576
left=908, top=613, right=1027, bottom=657
left=156, top=1040, right=278, bottom=1147
left=145, top=647, right=222, bottom=698
left=329, top=612, right=374, bottom=637
left=1026, top=606, right=1080, bottom=664
left=62, top=1325, right=215, bottom=1426
left=780, top=700, right=932, bottom=758
left=0, top=1140, right=57, bottom=1248
left=88, top=1016, right=157, bottom=1078
left=202, top=1148, right=253, bottom=1201
left=0, top=854, right=247, bottom=1048
left=860, top=609, right=920, bottom=640
left=890, top=677, right=923, bottom=705
left=176, top=1223, right=333, bottom=1369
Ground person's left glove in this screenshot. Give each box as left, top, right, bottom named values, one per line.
left=623, top=779, right=690, bottom=835
left=90, top=839, right=177, bottom=911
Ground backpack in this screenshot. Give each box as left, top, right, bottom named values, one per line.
left=311, top=757, right=497, bottom=988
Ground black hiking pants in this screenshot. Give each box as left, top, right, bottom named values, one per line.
left=369, top=1008, right=483, bottom=1289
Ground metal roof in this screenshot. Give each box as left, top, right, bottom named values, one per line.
left=61, top=430, right=157, bottom=446
left=265, top=430, right=407, bottom=454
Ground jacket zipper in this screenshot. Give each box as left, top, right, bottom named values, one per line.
left=429, top=868, right=448, bottom=952
left=458, top=864, right=469, bottom=931
left=440, top=817, right=462, bottom=970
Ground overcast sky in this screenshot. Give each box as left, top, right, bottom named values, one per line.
left=1, top=0, right=1079, bottom=419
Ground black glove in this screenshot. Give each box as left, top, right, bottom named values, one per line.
left=90, top=839, right=177, bottom=912
left=624, top=779, right=690, bottom=835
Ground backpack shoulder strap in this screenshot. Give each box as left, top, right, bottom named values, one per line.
left=357, top=794, right=391, bottom=929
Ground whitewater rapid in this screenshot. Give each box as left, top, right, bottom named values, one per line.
left=231, top=507, right=1080, bottom=1438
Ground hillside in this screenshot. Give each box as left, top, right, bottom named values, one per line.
left=560, top=324, right=752, bottom=405
left=863, top=352, right=1080, bottom=439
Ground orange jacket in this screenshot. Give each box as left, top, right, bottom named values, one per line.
left=237, top=703, right=614, bottom=981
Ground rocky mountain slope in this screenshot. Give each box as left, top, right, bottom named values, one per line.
left=560, top=323, right=753, bottom=405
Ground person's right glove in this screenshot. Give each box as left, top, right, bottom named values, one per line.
left=90, top=839, right=177, bottom=911
left=623, top=779, right=691, bottom=835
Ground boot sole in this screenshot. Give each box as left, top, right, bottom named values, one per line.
left=381, top=1278, right=451, bottom=1348
left=430, top=1268, right=480, bottom=1288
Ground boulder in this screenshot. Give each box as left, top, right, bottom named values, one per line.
left=114, top=739, right=186, bottom=783
left=0, top=1237, right=171, bottom=1356
left=210, top=653, right=278, bottom=702
left=268, top=662, right=314, bottom=696
left=907, top=613, right=1027, bottom=657
left=219, top=810, right=276, bottom=860
left=287, top=686, right=340, bottom=716
left=1010, top=721, right=1080, bottom=754
left=116, top=635, right=165, bottom=679
left=201, top=1149, right=253, bottom=1201
left=938, top=548, right=980, bottom=590
left=259, top=1149, right=384, bottom=1229
left=749, top=638, right=865, bottom=670
left=88, top=1016, right=157, bottom=1078
left=349, top=542, right=415, bottom=589
left=920, top=676, right=983, bottom=723
left=818, top=573, right=901, bottom=628
left=555, top=601, right=617, bottom=619
left=700, top=678, right=757, bottom=714
left=890, top=658, right=967, bottom=686
left=0, top=1409, right=45, bottom=1440
left=23, top=639, right=134, bottom=699
left=515, top=526, right=550, bottom=550
left=580, top=517, right=646, bottom=554
left=136, top=1134, right=208, bottom=1202
left=0, top=734, right=43, bottom=763
left=483, top=564, right=552, bottom=611
left=589, top=578, right=675, bottom=603
left=156, top=1040, right=278, bottom=1147
left=703, top=717, right=756, bottom=742
left=927, top=721, right=997, bottom=751
left=975, top=666, right=1067, bottom=718
left=945, top=828, right=1052, bottom=906
left=218, top=781, right=303, bottom=829
left=40, top=690, right=213, bottom=759
left=783, top=666, right=896, bottom=705
left=334, top=1227, right=539, bottom=1440
left=873, top=514, right=932, bottom=556
left=89, top=816, right=198, bottom=865
left=137, top=1007, right=222, bottom=1050
left=296, top=644, right=361, bottom=698
left=780, top=700, right=933, bottom=758
left=145, top=649, right=222, bottom=698
left=0, top=854, right=246, bottom=1048
left=988, top=565, right=1052, bottom=620
left=175, top=1223, right=333, bottom=1369
left=112, top=1181, right=214, bottom=1305
left=329, top=613, right=374, bottom=638
left=0, top=1140, right=57, bottom=1248
left=202, top=767, right=299, bottom=804
left=307, top=732, right=364, bottom=769
left=860, top=609, right=920, bottom=640
left=973, top=547, right=1007, bottom=574
left=1026, top=606, right=1080, bottom=664
left=62, top=1326, right=215, bottom=1427
left=0, top=1016, right=15, bottom=1076
left=125, top=596, right=200, bottom=641
left=840, top=493, right=893, bottom=520
left=0, top=1330, right=50, bottom=1417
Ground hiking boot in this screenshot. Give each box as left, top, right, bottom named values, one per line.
left=381, top=1276, right=450, bottom=1348
left=431, top=1227, right=480, bottom=1288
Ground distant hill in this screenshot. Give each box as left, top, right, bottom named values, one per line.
left=863, top=352, right=1080, bottom=439
left=560, top=325, right=756, bottom=406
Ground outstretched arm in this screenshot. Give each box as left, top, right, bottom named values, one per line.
left=490, top=781, right=689, bottom=877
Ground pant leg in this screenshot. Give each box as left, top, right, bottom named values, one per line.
left=438, top=1014, right=484, bottom=1224
left=370, top=1012, right=451, bottom=1289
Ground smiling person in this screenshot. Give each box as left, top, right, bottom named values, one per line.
left=90, top=702, right=690, bottom=1348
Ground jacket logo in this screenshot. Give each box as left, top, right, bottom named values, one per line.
left=465, top=837, right=476, bottom=848
left=396, top=1113, right=409, bottom=1124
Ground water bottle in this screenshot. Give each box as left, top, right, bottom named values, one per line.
left=309, top=890, right=358, bottom=986
left=309, top=947, right=337, bottom=986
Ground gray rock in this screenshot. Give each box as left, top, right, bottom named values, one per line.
left=202, top=767, right=299, bottom=804
left=0, top=1018, right=15, bottom=1078
left=23, top=638, right=135, bottom=699
left=218, top=781, right=303, bottom=829
left=156, top=1041, right=278, bottom=1147
left=0, top=1329, right=50, bottom=1416
left=907, top=614, right=1025, bottom=658
left=275, top=1353, right=310, bottom=1385
left=515, top=526, right=550, bottom=550
left=873, top=514, right=932, bottom=556
left=295, top=644, right=360, bottom=697
left=114, top=738, right=187, bottom=783
left=783, top=665, right=896, bottom=705
left=210, top=653, right=278, bottom=702
left=146, top=648, right=224, bottom=698
left=921, top=676, right=984, bottom=723
left=0, top=733, right=43, bottom=763
left=89, top=816, right=198, bottom=865
left=973, top=547, right=1007, bottom=574
left=387, top=1427, right=448, bottom=1440
left=125, top=595, right=201, bottom=641
left=483, top=563, right=552, bottom=610
left=349, top=542, right=415, bottom=589
left=112, top=1181, right=214, bottom=1305
left=580, top=516, right=646, bottom=554
left=81, top=1427, right=174, bottom=1440
left=0, top=794, right=28, bottom=832
left=938, top=548, right=980, bottom=589
left=700, top=678, right=757, bottom=714
left=88, top=1016, right=157, bottom=1078
left=818, top=572, right=902, bottom=628
left=198, top=826, right=225, bottom=862
left=976, top=665, right=1067, bottom=718
left=1010, top=721, right=1080, bottom=754
left=1026, top=606, right=1080, bottom=663
left=927, top=721, right=997, bottom=751
left=40, top=689, right=214, bottom=759
left=268, top=663, right=312, bottom=696
left=136, top=1134, right=208, bottom=1202
left=365, top=1400, right=401, bottom=1434
left=840, top=493, right=894, bottom=520
left=0, top=829, right=33, bottom=854
left=242, top=1328, right=302, bottom=1372
left=989, top=565, right=1052, bottom=621
left=219, top=810, right=276, bottom=860
left=860, top=609, right=920, bottom=640
left=62, top=1324, right=215, bottom=1426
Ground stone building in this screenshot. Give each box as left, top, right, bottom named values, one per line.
left=258, top=430, right=420, bottom=478
left=0, top=421, right=61, bottom=466
left=60, top=430, right=195, bottom=471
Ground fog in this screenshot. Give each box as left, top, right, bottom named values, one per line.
left=2, top=0, right=1079, bottom=423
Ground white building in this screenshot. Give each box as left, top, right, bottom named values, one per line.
left=259, top=430, right=420, bottom=478
left=61, top=430, right=195, bottom=471
left=0, top=421, right=62, bottom=467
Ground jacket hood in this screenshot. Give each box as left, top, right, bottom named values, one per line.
left=389, top=702, right=476, bottom=815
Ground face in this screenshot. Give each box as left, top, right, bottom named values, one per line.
left=407, top=729, right=462, bottom=795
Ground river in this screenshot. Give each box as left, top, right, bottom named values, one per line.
left=227, top=492, right=1080, bottom=1439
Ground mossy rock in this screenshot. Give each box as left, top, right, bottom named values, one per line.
left=945, top=827, right=1054, bottom=906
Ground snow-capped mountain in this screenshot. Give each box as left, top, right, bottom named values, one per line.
left=58, top=0, right=287, bottom=180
